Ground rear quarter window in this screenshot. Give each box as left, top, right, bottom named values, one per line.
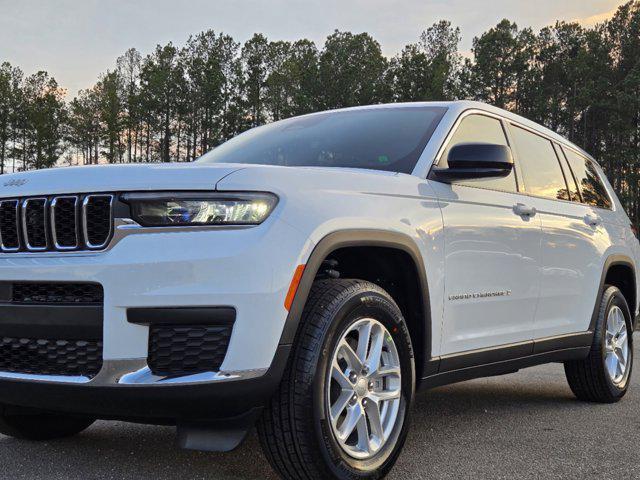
left=562, top=148, right=612, bottom=209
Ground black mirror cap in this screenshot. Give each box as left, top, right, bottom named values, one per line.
left=432, top=143, right=514, bottom=181
left=448, top=143, right=513, bottom=169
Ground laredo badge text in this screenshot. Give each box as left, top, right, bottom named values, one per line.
left=448, top=290, right=512, bottom=301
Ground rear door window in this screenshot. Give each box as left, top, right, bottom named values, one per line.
left=510, top=125, right=568, bottom=201
left=562, top=148, right=612, bottom=209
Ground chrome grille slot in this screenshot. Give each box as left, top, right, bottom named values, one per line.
left=0, top=200, right=20, bottom=251
left=22, top=198, right=48, bottom=251
left=83, top=195, right=113, bottom=249
left=51, top=196, right=78, bottom=249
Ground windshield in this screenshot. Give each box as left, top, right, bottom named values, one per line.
left=197, top=106, right=447, bottom=173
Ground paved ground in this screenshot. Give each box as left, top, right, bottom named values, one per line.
left=1, top=335, right=638, bottom=480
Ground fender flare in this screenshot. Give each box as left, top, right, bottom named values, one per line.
left=278, top=229, right=432, bottom=360
left=589, top=254, right=637, bottom=331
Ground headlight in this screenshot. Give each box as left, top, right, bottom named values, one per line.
left=121, top=192, right=278, bottom=227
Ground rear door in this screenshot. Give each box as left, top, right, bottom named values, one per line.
left=429, top=112, right=542, bottom=355
left=507, top=123, right=610, bottom=338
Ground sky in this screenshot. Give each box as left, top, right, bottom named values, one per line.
left=0, top=0, right=627, bottom=98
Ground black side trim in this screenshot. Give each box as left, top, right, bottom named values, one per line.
left=127, top=307, right=236, bottom=326
left=423, top=358, right=440, bottom=377
left=279, top=229, right=431, bottom=362
left=421, top=347, right=590, bottom=389
left=439, top=340, right=532, bottom=372
left=0, top=304, right=102, bottom=339
left=590, top=255, right=636, bottom=331
left=532, top=331, right=593, bottom=353
left=422, top=331, right=593, bottom=389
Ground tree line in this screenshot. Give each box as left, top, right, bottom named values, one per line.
left=0, top=1, right=639, bottom=227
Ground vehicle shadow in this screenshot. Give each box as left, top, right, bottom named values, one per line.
left=0, top=365, right=595, bottom=480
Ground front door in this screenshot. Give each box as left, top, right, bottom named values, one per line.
left=429, top=113, right=542, bottom=355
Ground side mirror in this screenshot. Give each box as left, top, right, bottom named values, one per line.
left=432, top=143, right=514, bottom=181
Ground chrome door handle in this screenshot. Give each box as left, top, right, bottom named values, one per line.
left=513, top=203, right=537, bottom=217
left=584, top=213, right=602, bottom=227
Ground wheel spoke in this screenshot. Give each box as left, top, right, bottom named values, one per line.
left=372, top=387, right=402, bottom=402
left=355, top=410, right=370, bottom=454
left=338, top=404, right=362, bottom=442
left=376, top=365, right=401, bottom=378
left=364, top=398, right=384, bottom=440
left=617, top=356, right=624, bottom=378
left=606, top=353, right=618, bottom=378
left=617, top=349, right=627, bottom=369
left=366, top=325, right=384, bottom=373
left=331, top=362, right=352, bottom=389
left=617, top=330, right=628, bottom=348
left=331, top=390, right=354, bottom=421
left=616, top=310, right=626, bottom=334
left=338, top=340, right=362, bottom=372
left=356, top=321, right=373, bottom=365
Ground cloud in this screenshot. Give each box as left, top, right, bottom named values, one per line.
left=575, top=4, right=621, bottom=26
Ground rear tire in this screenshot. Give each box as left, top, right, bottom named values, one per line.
left=0, top=406, right=95, bottom=440
left=258, top=279, right=415, bottom=480
left=564, top=285, right=633, bottom=403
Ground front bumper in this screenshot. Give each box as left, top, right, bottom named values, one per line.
left=0, top=216, right=311, bottom=422
left=0, top=345, right=290, bottom=422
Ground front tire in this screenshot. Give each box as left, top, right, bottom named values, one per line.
left=0, top=406, right=95, bottom=440
left=258, top=279, right=415, bottom=480
left=564, top=285, right=634, bottom=403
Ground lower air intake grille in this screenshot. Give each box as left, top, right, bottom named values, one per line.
left=12, top=283, right=104, bottom=305
left=148, top=325, right=232, bottom=376
left=0, top=337, right=103, bottom=378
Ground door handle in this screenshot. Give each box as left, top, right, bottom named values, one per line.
left=584, top=213, right=602, bottom=227
left=513, top=203, right=537, bottom=218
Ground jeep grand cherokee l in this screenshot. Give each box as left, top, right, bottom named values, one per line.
left=0, top=101, right=637, bottom=480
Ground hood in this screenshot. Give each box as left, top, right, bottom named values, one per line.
left=0, top=163, right=246, bottom=198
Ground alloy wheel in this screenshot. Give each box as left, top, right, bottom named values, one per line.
left=604, top=305, right=631, bottom=386
left=326, top=318, right=402, bottom=460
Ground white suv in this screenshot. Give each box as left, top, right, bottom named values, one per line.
left=0, top=101, right=637, bottom=480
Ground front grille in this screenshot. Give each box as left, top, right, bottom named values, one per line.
left=0, top=194, right=114, bottom=252
left=12, top=283, right=104, bottom=305
left=0, top=337, right=103, bottom=378
left=148, top=325, right=232, bottom=376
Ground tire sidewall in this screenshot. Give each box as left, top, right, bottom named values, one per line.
left=312, top=286, right=415, bottom=479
